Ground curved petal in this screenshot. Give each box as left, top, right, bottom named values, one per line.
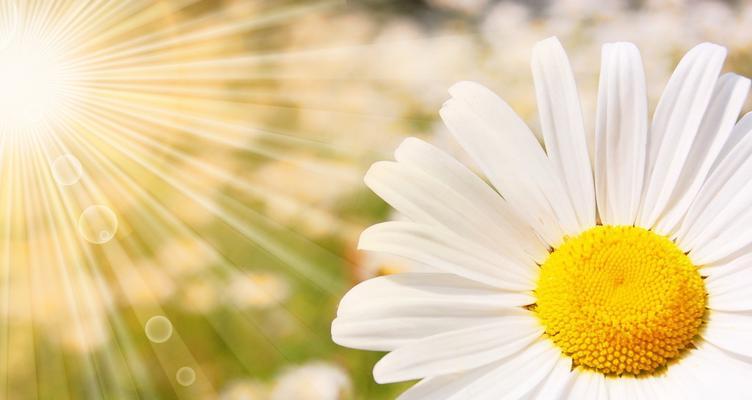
left=674, top=343, right=752, bottom=399
left=393, top=137, right=547, bottom=263
left=332, top=316, right=499, bottom=352
left=359, top=221, right=537, bottom=291
left=373, top=317, right=542, bottom=384
left=396, top=363, right=498, bottom=400
left=522, top=354, right=573, bottom=399
left=607, top=377, right=641, bottom=400
left=336, top=273, right=533, bottom=319
left=532, top=37, right=595, bottom=229
left=654, top=73, right=750, bottom=235
left=398, top=346, right=568, bottom=400
left=637, top=43, right=727, bottom=228
left=332, top=273, right=529, bottom=351
left=676, top=113, right=752, bottom=252
left=701, top=311, right=752, bottom=357
left=440, top=81, right=575, bottom=245
left=448, top=339, right=560, bottom=400
left=595, top=42, right=648, bottom=225
left=567, top=369, right=608, bottom=400
left=364, top=160, right=539, bottom=266
left=705, top=253, right=752, bottom=311
left=660, top=360, right=706, bottom=400
left=700, top=251, right=752, bottom=280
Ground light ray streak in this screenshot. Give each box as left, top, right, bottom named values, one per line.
left=71, top=95, right=363, bottom=276
left=57, top=81, right=385, bottom=157
left=0, top=0, right=364, bottom=397
left=42, top=178, right=159, bottom=399
left=26, top=132, right=128, bottom=398
left=14, top=133, right=39, bottom=400
left=48, top=121, right=220, bottom=399
left=55, top=124, right=312, bottom=371
left=39, top=130, right=187, bottom=399
left=67, top=1, right=340, bottom=68
left=54, top=81, right=341, bottom=387
left=26, top=138, right=92, bottom=397
left=61, top=86, right=360, bottom=178
left=57, top=97, right=342, bottom=292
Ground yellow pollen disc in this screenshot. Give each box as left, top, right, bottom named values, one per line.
left=534, top=225, right=706, bottom=376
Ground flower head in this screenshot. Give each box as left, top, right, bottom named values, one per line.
left=332, top=37, right=752, bottom=398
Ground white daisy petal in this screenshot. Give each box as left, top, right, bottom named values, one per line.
left=396, top=363, right=500, bottom=400
left=399, top=347, right=565, bottom=400
left=440, top=81, right=576, bottom=245
left=705, top=254, right=752, bottom=311
left=640, top=375, right=680, bottom=400
left=661, top=365, right=703, bottom=400
left=568, top=369, right=608, bottom=400
left=532, top=36, right=595, bottom=230
left=336, top=273, right=533, bottom=319
left=522, top=354, right=573, bottom=400
left=713, top=111, right=752, bottom=172
left=654, top=73, right=750, bottom=235
left=702, top=251, right=752, bottom=280
left=359, top=221, right=537, bottom=291
left=393, top=137, right=548, bottom=263
left=679, top=343, right=752, bottom=399
left=701, top=311, right=752, bottom=358
left=448, top=339, right=560, bottom=400
left=332, top=317, right=498, bottom=352
left=595, top=42, right=648, bottom=225
left=332, top=273, right=530, bottom=351
left=612, top=375, right=686, bottom=400
left=637, top=43, right=727, bottom=228
left=364, top=160, right=539, bottom=266
left=372, top=317, right=542, bottom=384
left=676, top=113, right=752, bottom=252
left=606, top=376, right=637, bottom=400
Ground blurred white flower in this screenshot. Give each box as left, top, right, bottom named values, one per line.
left=270, top=362, right=351, bottom=400
left=220, top=379, right=269, bottom=400
left=427, top=0, right=490, bottom=15
left=157, top=238, right=217, bottom=277
left=116, top=261, right=175, bottom=307
left=226, top=271, right=290, bottom=310
left=178, top=278, right=220, bottom=314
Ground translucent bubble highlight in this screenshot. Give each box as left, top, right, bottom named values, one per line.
left=78, top=205, right=118, bottom=244
left=144, top=316, right=173, bottom=343
left=176, top=367, right=196, bottom=386
left=51, top=154, right=83, bottom=186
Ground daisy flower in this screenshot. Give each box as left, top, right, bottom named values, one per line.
left=331, top=37, right=752, bottom=399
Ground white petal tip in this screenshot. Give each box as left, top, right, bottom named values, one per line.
left=356, top=225, right=378, bottom=251
left=372, top=359, right=400, bottom=384
left=534, top=36, right=561, bottom=49
left=447, top=80, right=489, bottom=98
left=692, top=42, right=727, bottom=58
left=604, top=41, right=638, bottom=51
left=363, top=160, right=392, bottom=185
left=394, top=137, right=426, bottom=159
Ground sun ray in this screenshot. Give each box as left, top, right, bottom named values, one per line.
left=0, top=0, right=381, bottom=397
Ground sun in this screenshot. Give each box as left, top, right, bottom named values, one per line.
left=0, top=33, right=71, bottom=133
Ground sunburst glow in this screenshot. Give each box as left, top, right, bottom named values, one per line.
left=0, top=0, right=362, bottom=398
left=0, top=34, right=70, bottom=132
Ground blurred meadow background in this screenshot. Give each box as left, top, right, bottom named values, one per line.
left=1, top=0, right=752, bottom=399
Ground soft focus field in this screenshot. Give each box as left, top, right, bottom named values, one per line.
left=2, top=0, right=752, bottom=399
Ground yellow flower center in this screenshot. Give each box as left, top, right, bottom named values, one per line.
left=534, top=225, right=706, bottom=376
